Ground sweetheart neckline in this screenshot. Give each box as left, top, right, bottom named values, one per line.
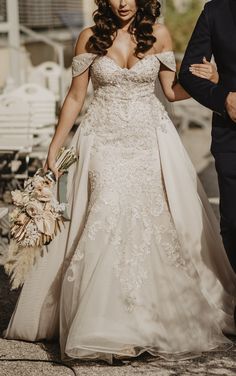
left=100, top=54, right=158, bottom=71
left=73, top=51, right=174, bottom=72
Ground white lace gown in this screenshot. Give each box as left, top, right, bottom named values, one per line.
left=4, top=51, right=236, bottom=363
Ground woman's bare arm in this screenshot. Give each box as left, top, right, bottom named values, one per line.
left=45, top=27, right=93, bottom=178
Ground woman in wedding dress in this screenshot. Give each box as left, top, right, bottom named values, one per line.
left=4, top=0, right=236, bottom=364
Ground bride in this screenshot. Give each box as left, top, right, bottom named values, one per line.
left=4, top=0, right=236, bottom=364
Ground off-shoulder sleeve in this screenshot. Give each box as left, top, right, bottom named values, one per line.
left=72, top=52, right=97, bottom=77
left=156, top=51, right=176, bottom=72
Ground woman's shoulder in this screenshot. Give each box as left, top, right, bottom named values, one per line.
left=152, top=23, right=171, bottom=38
left=152, top=23, right=173, bottom=52
left=74, top=26, right=95, bottom=55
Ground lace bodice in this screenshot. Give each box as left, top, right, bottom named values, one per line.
left=71, top=50, right=176, bottom=157
left=72, top=51, right=176, bottom=100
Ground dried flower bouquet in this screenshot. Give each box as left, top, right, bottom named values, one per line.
left=4, top=147, right=77, bottom=289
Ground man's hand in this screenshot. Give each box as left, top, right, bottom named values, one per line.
left=226, top=92, right=236, bottom=122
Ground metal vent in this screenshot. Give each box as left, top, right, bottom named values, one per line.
left=0, top=0, right=84, bottom=29
left=0, top=0, right=7, bottom=22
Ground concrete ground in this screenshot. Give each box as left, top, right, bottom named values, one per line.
left=0, top=125, right=236, bottom=376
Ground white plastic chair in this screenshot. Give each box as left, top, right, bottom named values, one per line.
left=0, top=84, right=56, bottom=167
left=7, top=84, right=57, bottom=137
left=0, top=96, right=32, bottom=152
left=0, top=85, right=56, bottom=192
left=27, top=62, right=62, bottom=101
left=173, top=98, right=212, bottom=131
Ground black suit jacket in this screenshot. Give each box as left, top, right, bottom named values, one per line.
left=179, top=0, right=236, bottom=153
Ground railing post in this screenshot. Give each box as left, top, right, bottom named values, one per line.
left=83, top=0, right=95, bottom=27
left=57, top=45, right=66, bottom=104
left=7, top=0, right=21, bottom=85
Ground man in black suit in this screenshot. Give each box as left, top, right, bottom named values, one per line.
left=179, top=0, right=236, bottom=273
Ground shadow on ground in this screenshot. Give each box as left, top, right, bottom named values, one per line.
left=0, top=264, right=236, bottom=376
left=0, top=157, right=236, bottom=375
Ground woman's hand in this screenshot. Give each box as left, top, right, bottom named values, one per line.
left=44, top=151, right=61, bottom=181
left=189, top=57, right=219, bottom=84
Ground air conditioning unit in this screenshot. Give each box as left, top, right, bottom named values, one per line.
left=18, top=0, right=83, bottom=29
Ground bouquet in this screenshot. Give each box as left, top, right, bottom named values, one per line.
left=4, top=147, right=77, bottom=289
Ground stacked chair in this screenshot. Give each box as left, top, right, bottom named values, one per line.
left=27, top=62, right=62, bottom=101
left=0, top=84, right=56, bottom=193
left=173, top=98, right=212, bottom=131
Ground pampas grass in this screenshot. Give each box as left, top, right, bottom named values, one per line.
left=4, top=240, right=42, bottom=290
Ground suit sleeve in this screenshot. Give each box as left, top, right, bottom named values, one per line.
left=178, top=5, right=229, bottom=116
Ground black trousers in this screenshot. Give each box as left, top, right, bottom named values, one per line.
left=214, top=153, right=236, bottom=273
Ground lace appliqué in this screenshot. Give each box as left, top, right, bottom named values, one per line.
left=156, top=51, right=177, bottom=72
left=72, top=53, right=97, bottom=77
left=69, top=150, right=186, bottom=312
left=67, top=250, right=84, bottom=282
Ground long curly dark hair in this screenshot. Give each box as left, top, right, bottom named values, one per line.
left=87, top=0, right=161, bottom=57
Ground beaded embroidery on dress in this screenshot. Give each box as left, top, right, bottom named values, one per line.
left=4, top=51, right=236, bottom=364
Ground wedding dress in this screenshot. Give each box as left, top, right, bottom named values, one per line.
left=4, top=51, right=236, bottom=364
